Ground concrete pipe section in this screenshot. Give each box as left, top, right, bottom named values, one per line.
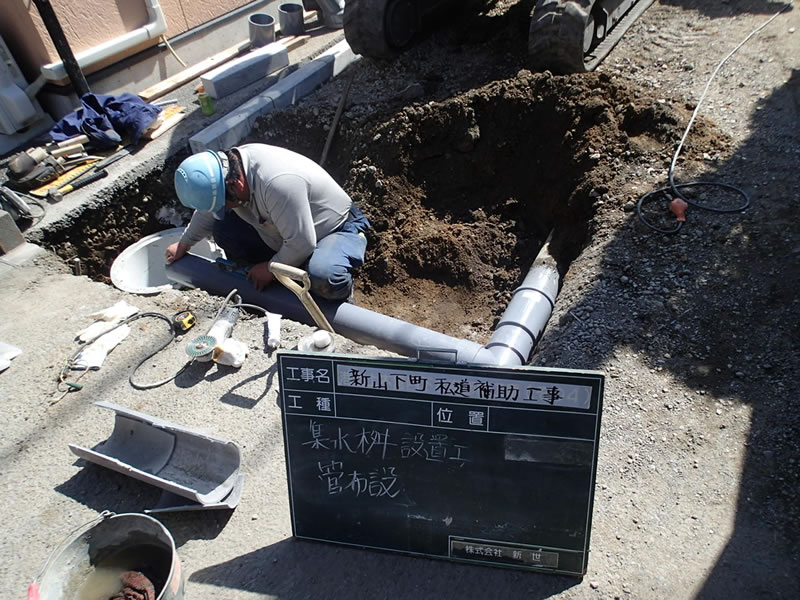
left=164, top=235, right=560, bottom=367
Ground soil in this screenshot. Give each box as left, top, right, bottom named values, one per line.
left=24, top=0, right=798, bottom=597
left=247, top=0, right=799, bottom=596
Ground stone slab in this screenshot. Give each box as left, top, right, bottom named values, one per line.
left=201, top=42, right=289, bottom=100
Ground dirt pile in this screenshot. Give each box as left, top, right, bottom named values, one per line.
left=254, top=69, right=725, bottom=341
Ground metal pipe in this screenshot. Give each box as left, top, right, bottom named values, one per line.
left=39, top=0, right=168, bottom=82
left=31, top=0, right=90, bottom=96
left=165, top=238, right=559, bottom=366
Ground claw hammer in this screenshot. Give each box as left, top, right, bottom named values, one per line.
left=46, top=169, right=108, bottom=202
left=269, top=262, right=333, bottom=333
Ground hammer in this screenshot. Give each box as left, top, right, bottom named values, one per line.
left=47, top=169, right=108, bottom=202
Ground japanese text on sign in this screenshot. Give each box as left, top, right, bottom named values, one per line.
left=335, top=364, right=592, bottom=409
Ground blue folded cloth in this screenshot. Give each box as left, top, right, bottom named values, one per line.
left=50, top=92, right=162, bottom=149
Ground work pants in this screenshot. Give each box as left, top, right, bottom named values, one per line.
left=212, top=206, right=369, bottom=301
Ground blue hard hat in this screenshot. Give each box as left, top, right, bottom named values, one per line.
left=174, top=150, right=229, bottom=220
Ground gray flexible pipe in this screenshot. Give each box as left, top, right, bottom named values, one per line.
left=165, top=237, right=559, bottom=366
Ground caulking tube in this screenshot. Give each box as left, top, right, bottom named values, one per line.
left=266, top=312, right=282, bottom=349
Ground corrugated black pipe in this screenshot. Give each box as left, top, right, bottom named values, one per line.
left=32, top=0, right=90, bottom=97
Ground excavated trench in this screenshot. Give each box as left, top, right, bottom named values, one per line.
left=43, top=70, right=701, bottom=343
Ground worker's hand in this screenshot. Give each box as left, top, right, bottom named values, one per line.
left=248, top=261, right=276, bottom=291
left=165, top=241, right=190, bottom=264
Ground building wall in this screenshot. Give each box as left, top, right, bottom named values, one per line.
left=0, top=0, right=252, bottom=81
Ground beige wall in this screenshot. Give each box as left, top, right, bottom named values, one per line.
left=0, top=0, right=251, bottom=81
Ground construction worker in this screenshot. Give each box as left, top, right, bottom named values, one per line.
left=166, top=144, right=370, bottom=301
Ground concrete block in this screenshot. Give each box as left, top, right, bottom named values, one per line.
left=189, top=94, right=279, bottom=153
left=323, top=38, right=358, bottom=77
left=268, top=57, right=334, bottom=109
left=0, top=210, right=25, bottom=255
left=188, top=39, right=360, bottom=153
left=201, top=42, right=289, bottom=99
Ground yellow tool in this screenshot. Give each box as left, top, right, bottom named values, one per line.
left=269, top=262, right=333, bottom=333
left=172, top=310, right=197, bottom=333
left=46, top=169, right=108, bottom=202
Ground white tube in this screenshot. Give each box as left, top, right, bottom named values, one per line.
left=266, top=312, right=282, bottom=349
left=40, top=0, right=168, bottom=82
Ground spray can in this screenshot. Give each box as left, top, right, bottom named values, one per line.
left=198, top=92, right=215, bottom=116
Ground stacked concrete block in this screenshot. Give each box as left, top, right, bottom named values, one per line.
left=200, top=42, right=289, bottom=99
left=189, top=39, right=358, bottom=153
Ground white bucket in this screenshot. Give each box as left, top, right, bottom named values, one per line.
left=110, top=228, right=222, bottom=294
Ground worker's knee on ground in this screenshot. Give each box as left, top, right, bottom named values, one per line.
left=308, top=262, right=353, bottom=301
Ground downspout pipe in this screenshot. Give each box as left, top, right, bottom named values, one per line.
left=165, top=238, right=559, bottom=367
left=31, top=0, right=90, bottom=96
left=39, top=0, right=168, bottom=83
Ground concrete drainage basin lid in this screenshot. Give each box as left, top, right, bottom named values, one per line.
left=111, top=227, right=222, bottom=294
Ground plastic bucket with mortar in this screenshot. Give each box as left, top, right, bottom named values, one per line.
left=30, top=512, right=183, bottom=600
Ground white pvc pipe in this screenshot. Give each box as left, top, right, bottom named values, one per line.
left=40, top=0, right=168, bottom=82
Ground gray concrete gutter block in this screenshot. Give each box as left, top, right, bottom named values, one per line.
left=269, top=57, right=334, bottom=108
left=69, top=400, right=243, bottom=506
left=189, top=94, right=278, bottom=152
left=201, top=42, right=290, bottom=99
left=321, top=38, right=359, bottom=77
left=189, top=113, right=250, bottom=153
left=188, top=39, right=358, bottom=153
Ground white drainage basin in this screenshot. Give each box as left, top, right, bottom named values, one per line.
left=111, top=227, right=223, bottom=294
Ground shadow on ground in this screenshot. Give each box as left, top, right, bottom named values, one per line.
left=190, top=537, right=577, bottom=599
left=536, top=67, right=800, bottom=597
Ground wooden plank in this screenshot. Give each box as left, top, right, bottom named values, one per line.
left=142, top=105, right=187, bottom=140
left=139, top=8, right=317, bottom=103
left=281, top=35, right=310, bottom=52
left=138, top=41, right=251, bottom=103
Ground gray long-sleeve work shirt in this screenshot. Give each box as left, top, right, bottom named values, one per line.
left=180, top=144, right=352, bottom=266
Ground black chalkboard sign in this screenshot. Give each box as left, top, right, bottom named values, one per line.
left=278, top=352, right=604, bottom=576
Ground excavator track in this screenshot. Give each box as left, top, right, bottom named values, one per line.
left=344, top=0, right=652, bottom=73
left=344, top=0, right=455, bottom=58
left=529, top=0, right=655, bottom=74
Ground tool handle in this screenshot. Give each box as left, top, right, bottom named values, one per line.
left=67, top=168, right=108, bottom=191
left=270, top=262, right=310, bottom=296
left=269, top=262, right=334, bottom=333
left=50, top=143, right=84, bottom=158
left=269, top=262, right=309, bottom=286
left=0, top=186, right=33, bottom=217
left=56, top=134, right=90, bottom=148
